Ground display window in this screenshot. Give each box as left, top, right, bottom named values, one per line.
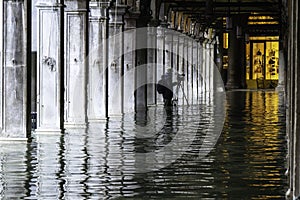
left=245, top=37, right=279, bottom=86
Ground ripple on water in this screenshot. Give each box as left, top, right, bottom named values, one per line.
left=0, top=91, right=287, bottom=199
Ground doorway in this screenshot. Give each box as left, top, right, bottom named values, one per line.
left=246, top=39, right=279, bottom=89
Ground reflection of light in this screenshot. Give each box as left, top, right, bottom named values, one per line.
left=244, top=92, right=284, bottom=189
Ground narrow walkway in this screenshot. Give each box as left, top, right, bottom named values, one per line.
left=0, top=90, right=287, bottom=199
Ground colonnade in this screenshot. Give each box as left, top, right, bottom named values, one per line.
left=0, top=0, right=219, bottom=139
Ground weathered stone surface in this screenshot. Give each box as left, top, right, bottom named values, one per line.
left=0, top=1, right=28, bottom=138
left=88, top=2, right=109, bottom=121
left=36, top=1, right=63, bottom=133
left=64, top=0, right=88, bottom=128
left=107, top=5, right=126, bottom=116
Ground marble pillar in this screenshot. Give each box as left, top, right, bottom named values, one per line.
left=208, top=42, right=215, bottom=92
left=36, top=1, right=63, bottom=133
left=203, top=41, right=209, bottom=92
left=198, top=41, right=204, bottom=93
left=164, top=28, right=172, bottom=69
left=156, top=25, right=165, bottom=104
left=286, top=0, right=300, bottom=198
left=108, top=4, right=126, bottom=116
left=0, top=0, right=30, bottom=139
left=147, top=23, right=157, bottom=106
left=64, top=0, right=88, bottom=129
left=276, top=49, right=285, bottom=91
left=187, top=38, right=193, bottom=102
left=176, top=34, right=185, bottom=105
left=192, top=40, right=198, bottom=102
left=135, top=24, right=148, bottom=111
left=226, top=15, right=246, bottom=90
left=88, top=2, right=110, bottom=121
left=124, top=11, right=139, bottom=112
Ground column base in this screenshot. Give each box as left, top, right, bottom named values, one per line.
left=35, top=128, right=62, bottom=135
left=0, top=137, right=27, bottom=143
left=64, top=122, right=87, bottom=130
left=87, top=119, right=107, bottom=123
left=225, top=82, right=243, bottom=90
left=276, top=84, right=285, bottom=92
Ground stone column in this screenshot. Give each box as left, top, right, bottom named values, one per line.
left=290, top=1, right=300, bottom=198
left=276, top=48, right=285, bottom=91
left=172, top=30, right=179, bottom=72
left=165, top=28, right=172, bottom=69
left=64, top=0, right=88, bottom=129
left=147, top=21, right=158, bottom=106
left=0, top=0, right=31, bottom=139
left=36, top=1, right=64, bottom=133
left=187, top=37, right=193, bottom=102
left=124, top=11, right=139, bottom=112
left=156, top=25, right=165, bottom=104
left=135, top=21, right=149, bottom=111
left=198, top=41, right=204, bottom=92
left=226, top=15, right=246, bottom=90
left=88, top=2, right=110, bottom=121
left=176, top=34, right=185, bottom=105
left=208, top=41, right=215, bottom=92
left=192, top=40, right=198, bottom=102
left=108, top=4, right=126, bottom=116
left=204, top=41, right=210, bottom=92
left=286, top=0, right=300, bottom=199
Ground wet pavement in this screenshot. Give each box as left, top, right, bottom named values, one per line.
left=0, top=90, right=287, bottom=199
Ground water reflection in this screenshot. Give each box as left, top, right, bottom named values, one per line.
left=0, top=91, right=286, bottom=199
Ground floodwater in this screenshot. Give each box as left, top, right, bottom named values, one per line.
left=0, top=91, right=287, bottom=199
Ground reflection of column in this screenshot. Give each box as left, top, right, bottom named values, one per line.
left=36, top=135, right=61, bottom=199
left=36, top=1, right=64, bottom=133
left=64, top=1, right=88, bottom=128
left=0, top=0, right=30, bottom=138
left=147, top=22, right=158, bottom=105
left=63, top=129, right=88, bottom=198
left=0, top=144, right=27, bottom=198
left=88, top=2, right=110, bottom=121
left=108, top=5, right=126, bottom=116
left=124, top=12, right=139, bottom=112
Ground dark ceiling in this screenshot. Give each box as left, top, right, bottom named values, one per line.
left=161, top=0, right=281, bottom=36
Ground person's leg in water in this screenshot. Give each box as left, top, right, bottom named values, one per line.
left=163, top=88, right=173, bottom=107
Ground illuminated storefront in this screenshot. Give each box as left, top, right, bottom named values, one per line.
left=246, top=36, right=279, bottom=88
left=222, top=14, right=280, bottom=89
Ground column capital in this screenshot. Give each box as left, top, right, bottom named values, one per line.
left=36, top=1, right=65, bottom=8
left=109, top=5, right=127, bottom=25
left=90, top=2, right=111, bottom=21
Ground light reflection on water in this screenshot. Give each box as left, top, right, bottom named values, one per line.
left=0, top=91, right=286, bottom=199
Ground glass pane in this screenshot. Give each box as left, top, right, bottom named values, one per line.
left=252, top=43, right=265, bottom=80
left=246, top=43, right=250, bottom=80
left=266, top=41, right=279, bottom=80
